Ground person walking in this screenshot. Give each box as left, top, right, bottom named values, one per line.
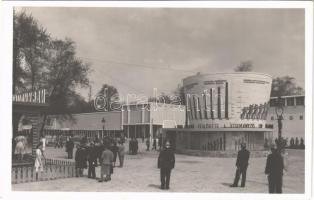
left=157, top=140, right=175, bottom=190
left=117, top=141, right=125, bottom=167
left=34, top=142, right=45, bottom=181
left=87, top=142, right=97, bottom=179
left=265, top=147, right=284, bottom=193
left=146, top=138, right=150, bottom=151
left=99, top=143, right=114, bottom=182
left=230, top=143, right=250, bottom=187
left=66, top=137, right=74, bottom=159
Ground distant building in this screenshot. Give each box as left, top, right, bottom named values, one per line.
left=43, top=102, right=185, bottom=139
left=267, top=95, right=305, bottom=140
left=163, top=72, right=273, bottom=152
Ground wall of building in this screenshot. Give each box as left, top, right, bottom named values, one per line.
left=46, top=112, right=122, bottom=131
left=267, top=95, right=305, bottom=139
left=168, top=129, right=266, bottom=152
left=183, top=72, right=272, bottom=129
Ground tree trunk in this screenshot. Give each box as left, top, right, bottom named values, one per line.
left=39, top=113, right=47, bottom=137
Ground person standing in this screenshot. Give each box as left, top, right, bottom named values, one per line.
left=110, top=142, right=119, bottom=167
left=157, top=140, right=175, bottom=190
left=87, top=142, right=97, bottom=179
left=230, top=143, right=250, bottom=187
left=34, top=142, right=45, bottom=181
left=66, top=137, right=74, bottom=159
left=146, top=138, right=150, bottom=151
left=134, top=138, right=138, bottom=155
left=152, top=138, right=157, bottom=151
left=117, top=141, right=125, bottom=167
left=158, top=135, right=162, bottom=150
left=75, top=145, right=87, bottom=177
left=99, top=144, right=114, bottom=182
left=265, top=147, right=284, bottom=193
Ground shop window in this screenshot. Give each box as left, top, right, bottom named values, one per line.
left=300, top=115, right=304, bottom=120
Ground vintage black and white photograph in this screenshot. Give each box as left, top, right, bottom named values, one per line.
left=3, top=3, right=312, bottom=197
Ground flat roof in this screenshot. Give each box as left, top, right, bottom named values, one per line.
left=183, top=72, right=273, bottom=81
left=163, top=128, right=273, bottom=132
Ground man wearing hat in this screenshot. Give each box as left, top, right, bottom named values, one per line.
left=265, top=146, right=284, bottom=193
left=157, top=140, right=175, bottom=190
left=230, top=143, right=250, bottom=187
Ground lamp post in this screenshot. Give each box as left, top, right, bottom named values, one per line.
left=101, top=117, right=106, bottom=139
left=275, top=96, right=284, bottom=149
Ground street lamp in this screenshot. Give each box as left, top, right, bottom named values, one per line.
left=101, top=117, right=106, bottom=139
left=275, top=96, right=284, bottom=149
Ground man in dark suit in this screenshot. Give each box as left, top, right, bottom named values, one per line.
left=230, top=143, right=250, bottom=187
left=265, top=147, right=284, bottom=193
left=66, top=137, right=74, bottom=159
left=158, top=140, right=175, bottom=190
left=87, top=142, right=97, bottom=179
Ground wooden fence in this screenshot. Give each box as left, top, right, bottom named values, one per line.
left=12, top=158, right=76, bottom=184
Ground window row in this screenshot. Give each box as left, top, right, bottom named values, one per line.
left=270, top=115, right=303, bottom=120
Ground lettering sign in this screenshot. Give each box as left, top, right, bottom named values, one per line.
left=230, top=123, right=255, bottom=128
left=197, top=123, right=219, bottom=129
left=204, top=80, right=227, bottom=85
left=243, top=79, right=270, bottom=84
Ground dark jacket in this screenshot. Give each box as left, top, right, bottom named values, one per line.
left=236, top=149, right=250, bottom=169
left=265, top=152, right=284, bottom=176
left=158, top=148, right=175, bottom=169
left=87, top=146, right=98, bottom=164
left=75, top=147, right=87, bottom=168
left=66, top=140, right=74, bottom=152
left=101, top=149, right=114, bottom=165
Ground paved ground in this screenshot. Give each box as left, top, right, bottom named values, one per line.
left=12, top=143, right=304, bottom=193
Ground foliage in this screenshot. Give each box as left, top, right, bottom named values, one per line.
left=271, top=76, right=304, bottom=97
left=234, top=60, right=253, bottom=72
left=13, top=10, right=50, bottom=93
left=97, top=84, right=120, bottom=111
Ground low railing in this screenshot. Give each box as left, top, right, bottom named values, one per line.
left=13, top=89, right=46, bottom=104
left=12, top=158, right=75, bottom=184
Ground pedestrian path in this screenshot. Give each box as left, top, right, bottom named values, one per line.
left=12, top=149, right=304, bottom=193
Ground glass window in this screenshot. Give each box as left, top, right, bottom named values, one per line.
left=300, top=115, right=304, bottom=120
left=287, top=97, right=294, bottom=106
left=296, top=97, right=305, bottom=106
left=270, top=116, right=274, bottom=120
left=269, top=99, right=276, bottom=107
left=289, top=116, right=294, bottom=120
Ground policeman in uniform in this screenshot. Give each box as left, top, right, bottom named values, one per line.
left=230, top=143, right=250, bottom=187
left=158, top=140, right=175, bottom=190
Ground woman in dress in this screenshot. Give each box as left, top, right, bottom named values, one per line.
left=34, top=142, right=45, bottom=181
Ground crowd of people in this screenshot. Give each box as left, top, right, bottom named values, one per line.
left=72, top=136, right=126, bottom=182
left=32, top=134, right=291, bottom=193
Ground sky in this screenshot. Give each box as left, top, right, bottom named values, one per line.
left=21, top=7, right=305, bottom=101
